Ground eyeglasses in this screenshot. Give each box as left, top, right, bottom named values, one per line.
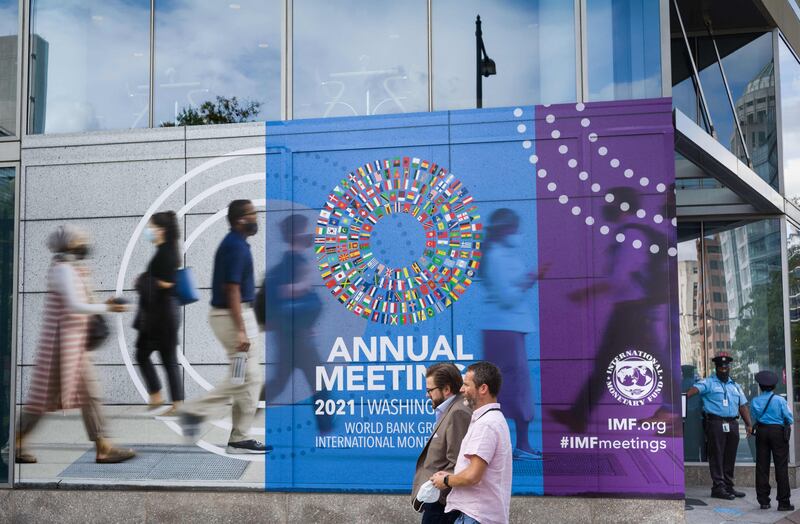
left=426, top=387, right=440, bottom=394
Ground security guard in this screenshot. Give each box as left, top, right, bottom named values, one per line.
left=686, top=352, right=753, bottom=500
left=751, top=370, right=794, bottom=511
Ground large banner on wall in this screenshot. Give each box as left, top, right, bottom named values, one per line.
left=263, top=99, right=682, bottom=497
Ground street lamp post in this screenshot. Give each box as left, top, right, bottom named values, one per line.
left=475, top=15, right=496, bottom=109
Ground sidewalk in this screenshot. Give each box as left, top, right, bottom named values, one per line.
left=686, top=486, right=800, bottom=523
left=12, top=406, right=265, bottom=487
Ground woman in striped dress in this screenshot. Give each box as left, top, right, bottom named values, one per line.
left=15, top=225, right=135, bottom=464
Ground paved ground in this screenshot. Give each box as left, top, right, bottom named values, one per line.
left=686, top=486, right=800, bottom=523
left=10, top=405, right=264, bottom=487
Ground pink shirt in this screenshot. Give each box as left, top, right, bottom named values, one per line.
left=445, top=403, right=513, bottom=524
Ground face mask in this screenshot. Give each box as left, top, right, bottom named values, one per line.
left=243, top=221, right=259, bottom=236
left=143, top=228, right=155, bottom=243
left=72, top=245, right=90, bottom=260
left=504, top=233, right=522, bottom=248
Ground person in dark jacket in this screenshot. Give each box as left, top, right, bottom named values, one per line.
left=134, top=211, right=184, bottom=416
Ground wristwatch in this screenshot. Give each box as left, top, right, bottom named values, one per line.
left=443, top=475, right=450, bottom=487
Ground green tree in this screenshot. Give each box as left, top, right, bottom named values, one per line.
left=160, top=96, right=262, bottom=127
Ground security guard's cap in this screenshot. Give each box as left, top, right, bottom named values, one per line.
left=711, top=351, right=734, bottom=365
left=755, top=370, right=779, bottom=387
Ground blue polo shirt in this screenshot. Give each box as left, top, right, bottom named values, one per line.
left=751, top=392, right=794, bottom=426
left=693, top=375, right=747, bottom=418
left=210, top=230, right=255, bottom=308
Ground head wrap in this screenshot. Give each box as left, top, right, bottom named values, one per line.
left=47, top=224, right=86, bottom=254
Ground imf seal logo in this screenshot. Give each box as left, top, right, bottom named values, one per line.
left=606, top=350, right=663, bottom=406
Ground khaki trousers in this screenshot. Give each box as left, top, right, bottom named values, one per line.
left=20, top=354, right=106, bottom=442
left=185, top=306, right=261, bottom=443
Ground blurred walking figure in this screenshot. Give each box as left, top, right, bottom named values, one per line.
left=134, top=211, right=184, bottom=416
left=16, top=225, right=135, bottom=464
left=262, top=214, right=330, bottom=432
left=179, top=200, right=269, bottom=454
left=481, top=208, right=543, bottom=460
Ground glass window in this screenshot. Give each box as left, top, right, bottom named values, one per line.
left=0, top=0, right=18, bottom=137
left=779, top=38, right=800, bottom=205
left=432, top=0, right=575, bottom=110
left=681, top=219, right=786, bottom=463
left=787, top=222, right=800, bottom=457
left=293, top=0, right=427, bottom=119
left=678, top=235, right=705, bottom=462
left=586, top=0, right=661, bottom=101
left=0, top=167, right=13, bottom=483
left=154, top=0, right=281, bottom=126
left=672, top=33, right=777, bottom=189
left=706, top=220, right=785, bottom=462
left=29, top=0, right=150, bottom=134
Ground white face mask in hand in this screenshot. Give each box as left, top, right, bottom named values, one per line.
left=416, top=480, right=441, bottom=503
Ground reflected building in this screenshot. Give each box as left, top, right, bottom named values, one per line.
left=678, top=257, right=703, bottom=375
left=732, top=61, right=778, bottom=186
left=0, top=35, right=15, bottom=136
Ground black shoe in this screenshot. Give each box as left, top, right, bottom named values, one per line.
left=728, top=489, right=746, bottom=498
left=778, top=504, right=795, bottom=511
left=226, top=439, right=272, bottom=455
left=711, top=491, right=735, bottom=500
left=759, top=504, right=770, bottom=510
left=178, top=413, right=203, bottom=440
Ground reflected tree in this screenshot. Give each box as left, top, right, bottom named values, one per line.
left=730, top=271, right=785, bottom=391
left=160, top=96, right=262, bottom=127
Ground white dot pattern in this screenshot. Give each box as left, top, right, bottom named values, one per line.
left=514, top=104, right=674, bottom=257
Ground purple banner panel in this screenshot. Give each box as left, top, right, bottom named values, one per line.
left=536, top=99, right=682, bottom=498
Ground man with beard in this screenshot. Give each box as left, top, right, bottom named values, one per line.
left=686, top=352, right=752, bottom=500
left=180, top=200, right=269, bottom=454
left=431, top=361, right=512, bottom=524
left=411, top=363, right=472, bottom=523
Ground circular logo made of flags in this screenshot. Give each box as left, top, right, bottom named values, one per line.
left=315, top=157, right=482, bottom=325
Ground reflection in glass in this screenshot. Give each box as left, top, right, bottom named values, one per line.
left=0, top=0, right=18, bottom=137
left=29, top=0, right=150, bottom=134
left=586, top=0, right=661, bottom=101
left=678, top=236, right=704, bottom=461
left=154, top=0, right=281, bottom=125
left=788, top=224, right=800, bottom=458
left=680, top=220, right=786, bottom=463
left=672, top=33, right=777, bottom=189
left=0, top=167, right=14, bottom=483
left=433, top=0, right=575, bottom=110
left=293, top=0, right=427, bottom=119
left=779, top=39, right=800, bottom=205
left=707, top=220, right=784, bottom=462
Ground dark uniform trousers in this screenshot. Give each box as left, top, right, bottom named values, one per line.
left=755, top=424, right=791, bottom=505
left=705, top=416, right=739, bottom=494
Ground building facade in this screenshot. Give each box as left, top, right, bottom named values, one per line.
left=0, top=0, right=800, bottom=521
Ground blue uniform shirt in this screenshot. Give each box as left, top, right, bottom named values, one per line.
left=210, top=231, right=255, bottom=308
left=693, top=375, right=747, bottom=418
left=751, top=392, right=794, bottom=426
